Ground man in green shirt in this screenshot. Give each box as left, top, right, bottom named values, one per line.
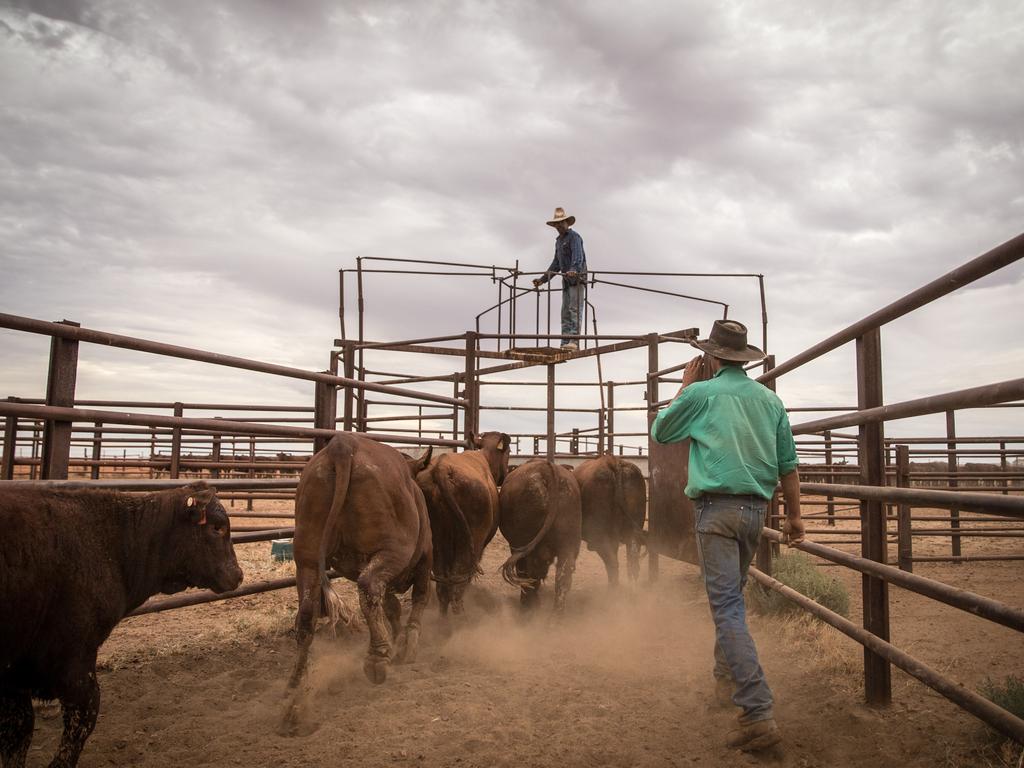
left=651, top=319, right=805, bottom=753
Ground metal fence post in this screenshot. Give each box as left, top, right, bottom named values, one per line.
left=825, top=429, right=835, bottom=525
left=342, top=341, right=355, bottom=432
left=90, top=422, right=103, bottom=480
left=946, top=410, right=961, bottom=558
left=646, top=333, right=660, bottom=582
left=169, top=403, right=183, bottom=479
left=211, top=426, right=222, bottom=480
left=760, top=356, right=780, bottom=564
left=571, top=428, right=579, bottom=455
left=149, top=426, right=157, bottom=478
left=546, top=363, right=555, bottom=462
left=606, top=382, right=615, bottom=456
left=896, top=444, right=913, bottom=572
left=313, top=361, right=338, bottom=454
left=1, top=406, right=16, bottom=480
left=41, top=320, right=79, bottom=480
left=1000, top=441, right=1008, bottom=495
left=452, top=377, right=461, bottom=444
left=247, top=436, right=256, bottom=511
left=857, top=328, right=891, bottom=706
left=465, top=332, right=479, bottom=446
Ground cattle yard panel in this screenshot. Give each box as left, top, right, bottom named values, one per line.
left=748, top=231, right=1024, bottom=739
left=0, top=313, right=470, bottom=615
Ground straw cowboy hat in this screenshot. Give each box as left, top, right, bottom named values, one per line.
left=546, top=207, right=575, bottom=227
left=691, top=320, right=766, bottom=362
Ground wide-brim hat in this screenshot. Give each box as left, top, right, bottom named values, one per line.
left=691, top=320, right=766, bottom=362
left=546, top=207, right=575, bottom=227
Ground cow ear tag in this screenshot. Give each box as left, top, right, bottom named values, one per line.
left=186, top=496, right=207, bottom=525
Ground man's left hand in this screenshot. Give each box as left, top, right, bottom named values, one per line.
left=782, top=517, right=805, bottom=546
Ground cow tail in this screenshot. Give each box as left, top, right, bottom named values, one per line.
left=435, top=462, right=479, bottom=582
left=318, top=439, right=356, bottom=632
left=615, top=463, right=647, bottom=556
left=501, top=462, right=560, bottom=587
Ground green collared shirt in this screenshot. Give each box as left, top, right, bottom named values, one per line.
left=650, top=365, right=798, bottom=499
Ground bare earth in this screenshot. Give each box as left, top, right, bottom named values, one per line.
left=23, top=497, right=1024, bottom=768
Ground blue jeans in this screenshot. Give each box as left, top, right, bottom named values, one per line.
left=695, top=493, right=774, bottom=724
left=561, top=281, right=584, bottom=341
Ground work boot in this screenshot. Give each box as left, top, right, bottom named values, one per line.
left=714, top=677, right=734, bottom=708
left=561, top=341, right=578, bottom=351
left=726, top=718, right=781, bottom=751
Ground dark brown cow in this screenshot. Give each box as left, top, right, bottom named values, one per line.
left=283, top=433, right=432, bottom=730
left=499, top=459, right=581, bottom=613
left=573, top=456, right=647, bottom=585
left=416, top=431, right=510, bottom=616
left=0, top=482, right=242, bottom=768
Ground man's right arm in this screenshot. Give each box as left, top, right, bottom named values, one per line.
left=533, top=255, right=560, bottom=287
left=650, top=371, right=702, bottom=444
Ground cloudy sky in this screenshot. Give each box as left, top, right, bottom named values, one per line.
left=1, top=0, right=1022, bottom=453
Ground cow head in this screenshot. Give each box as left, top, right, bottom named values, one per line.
left=473, top=431, right=511, bottom=486
left=404, top=446, right=433, bottom=477
left=162, top=482, right=243, bottom=595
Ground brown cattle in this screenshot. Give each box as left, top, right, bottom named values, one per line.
left=574, top=456, right=647, bottom=585
left=499, top=459, right=581, bottom=613
left=415, top=431, right=510, bottom=616
left=0, top=482, right=242, bottom=768
left=283, top=433, right=432, bottom=730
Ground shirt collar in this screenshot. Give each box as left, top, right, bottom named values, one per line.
left=713, top=364, right=748, bottom=379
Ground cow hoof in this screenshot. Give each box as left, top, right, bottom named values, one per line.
left=278, top=707, right=299, bottom=737
left=397, top=628, right=420, bottom=664
left=278, top=697, right=307, bottom=737
left=363, top=657, right=389, bottom=684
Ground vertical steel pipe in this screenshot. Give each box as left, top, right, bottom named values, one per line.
left=606, top=382, right=615, bottom=456
left=169, top=402, right=183, bottom=479
left=896, top=444, right=913, bottom=572
left=546, top=363, right=555, bottom=462
left=646, top=333, right=660, bottom=581
left=1000, top=441, right=1008, bottom=495
left=211, top=430, right=222, bottom=480
left=452, top=378, right=460, bottom=444
left=857, top=328, right=892, bottom=706
left=465, top=332, right=478, bottom=444
left=342, top=341, right=355, bottom=432
left=946, top=410, right=961, bottom=557
left=825, top=429, right=835, bottom=526
left=247, top=436, right=255, bottom=512
left=2, top=406, right=16, bottom=480
left=90, top=422, right=102, bottom=481
left=338, top=269, right=346, bottom=341
left=41, top=320, right=79, bottom=480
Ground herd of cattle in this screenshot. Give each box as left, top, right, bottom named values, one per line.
left=0, top=430, right=648, bottom=766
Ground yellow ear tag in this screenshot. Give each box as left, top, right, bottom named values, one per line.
left=186, top=497, right=195, bottom=507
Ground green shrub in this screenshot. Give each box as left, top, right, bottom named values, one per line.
left=747, top=551, right=850, bottom=618
left=981, top=676, right=1024, bottom=744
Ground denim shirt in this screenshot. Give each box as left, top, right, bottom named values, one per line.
left=545, top=229, right=587, bottom=284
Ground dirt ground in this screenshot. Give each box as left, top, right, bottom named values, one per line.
left=24, top=497, right=1024, bottom=768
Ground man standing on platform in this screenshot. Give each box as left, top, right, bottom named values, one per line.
left=533, top=207, right=587, bottom=351
left=650, top=319, right=805, bottom=753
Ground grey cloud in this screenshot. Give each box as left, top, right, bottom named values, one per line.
left=1, top=0, right=1021, bottom=441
